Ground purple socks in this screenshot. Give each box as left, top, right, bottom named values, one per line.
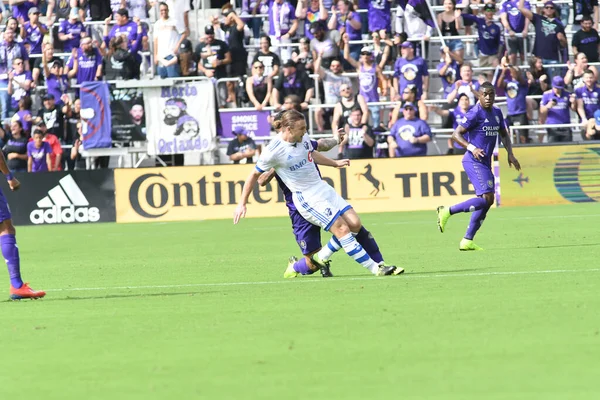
left=1, top=234, right=22, bottom=289
left=293, top=257, right=314, bottom=275
left=450, top=197, right=488, bottom=215
left=465, top=208, right=489, bottom=240
left=355, top=227, right=383, bottom=264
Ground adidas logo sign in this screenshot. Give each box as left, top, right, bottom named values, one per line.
left=29, top=175, right=100, bottom=225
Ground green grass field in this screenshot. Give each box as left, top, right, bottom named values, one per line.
left=1, top=204, right=599, bottom=400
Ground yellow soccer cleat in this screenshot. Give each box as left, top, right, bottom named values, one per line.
left=284, top=256, right=300, bottom=278
left=436, top=206, right=451, bottom=233
left=459, top=238, right=484, bottom=251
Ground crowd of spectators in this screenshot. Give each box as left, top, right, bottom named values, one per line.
left=0, top=0, right=597, bottom=171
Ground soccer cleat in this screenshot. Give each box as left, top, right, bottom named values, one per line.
left=319, top=261, right=334, bottom=278
left=437, top=206, right=451, bottom=233
left=284, top=256, right=300, bottom=278
left=459, top=238, right=484, bottom=251
left=310, top=253, right=327, bottom=269
left=9, top=283, right=46, bottom=300
left=379, top=262, right=404, bottom=275
left=376, top=265, right=398, bottom=276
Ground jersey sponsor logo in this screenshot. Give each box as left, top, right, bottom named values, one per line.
left=30, top=175, right=100, bottom=224
left=289, top=159, right=308, bottom=171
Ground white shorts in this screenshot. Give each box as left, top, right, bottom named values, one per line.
left=292, top=182, right=352, bottom=231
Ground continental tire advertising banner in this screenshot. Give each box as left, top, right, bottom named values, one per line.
left=114, top=156, right=478, bottom=223
left=0, top=170, right=116, bottom=226
left=500, top=144, right=600, bottom=206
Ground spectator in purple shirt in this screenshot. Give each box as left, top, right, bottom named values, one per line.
left=59, top=8, right=86, bottom=52
left=12, top=96, right=33, bottom=135
left=540, top=76, right=577, bottom=142
left=575, top=69, right=600, bottom=122
left=7, top=57, right=32, bottom=112
left=27, top=131, right=52, bottom=173
left=497, top=58, right=531, bottom=143
left=108, top=8, right=143, bottom=48
left=20, top=7, right=48, bottom=55
left=0, top=29, right=29, bottom=120
left=501, top=0, right=530, bottom=66
left=10, top=0, right=37, bottom=23
left=393, top=41, right=429, bottom=100
left=460, top=3, right=503, bottom=76
left=387, top=102, right=432, bottom=157
left=328, top=0, right=361, bottom=61
left=295, top=0, right=328, bottom=41
left=41, top=52, right=69, bottom=106
left=66, top=37, right=103, bottom=84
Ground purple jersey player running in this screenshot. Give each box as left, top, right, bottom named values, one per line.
left=258, top=113, right=395, bottom=278
left=436, top=82, right=521, bottom=250
left=0, top=152, right=46, bottom=300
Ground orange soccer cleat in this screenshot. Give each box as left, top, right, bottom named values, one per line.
left=9, top=283, right=46, bottom=300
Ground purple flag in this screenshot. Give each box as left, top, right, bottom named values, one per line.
left=220, top=110, right=272, bottom=139
left=80, top=81, right=112, bottom=149
left=407, top=0, right=436, bottom=29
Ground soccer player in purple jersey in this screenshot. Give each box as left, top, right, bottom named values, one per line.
left=0, top=151, right=46, bottom=300
left=436, top=82, right=521, bottom=251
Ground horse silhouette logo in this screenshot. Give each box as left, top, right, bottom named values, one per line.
left=355, top=164, right=385, bottom=196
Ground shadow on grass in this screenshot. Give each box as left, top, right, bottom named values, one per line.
left=3, top=290, right=213, bottom=303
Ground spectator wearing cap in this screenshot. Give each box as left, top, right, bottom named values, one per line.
left=438, top=47, right=461, bottom=100
left=585, top=109, right=600, bottom=140
left=393, top=41, right=429, bottom=100
left=572, top=16, right=600, bottom=63
left=519, top=0, right=567, bottom=80
left=342, top=36, right=387, bottom=128
left=342, top=108, right=374, bottom=160
left=59, top=7, right=86, bottom=53
left=460, top=3, right=503, bottom=75
left=272, top=60, right=314, bottom=111
left=540, top=76, right=577, bottom=142
left=446, top=63, right=480, bottom=106
left=388, top=102, right=432, bottom=158
left=328, top=1, right=361, bottom=61
left=268, top=0, right=298, bottom=63
left=253, top=35, right=281, bottom=79
left=66, top=37, right=103, bottom=84
left=296, top=0, right=328, bottom=41
left=246, top=61, right=272, bottom=110
left=195, top=24, right=231, bottom=82
left=501, top=0, right=531, bottom=67
left=497, top=57, right=531, bottom=143
left=153, top=2, right=187, bottom=79
left=227, top=126, right=257, bottom=164
left=219, top=5, right=247, bottom=104
left=21, top=7, right=48, bottom=55
left=30, top=120, right=63, bottom=171
left=178, top=39, right=197, bottom=77
left=314, top=54, right=350, bottom=132
left=0, top=29, right=29, bottom=120
left=10, top=0, right=36, bottom=23
left=7, top=57, right=32, bottom=113
left=572, top=0, right=599, bottom=32
left=331, top=83, right=368, bottom=136
left=36, top=93, right=66, bottom=143
left=32, top=43, right=62, bottom=87
left=309, top=20, right=340, bottom=69
left=575, top=69, right=600, bottom=123
left=102, top=15, right=144, bottom=80
left=430, top=93, right=471, bottom=154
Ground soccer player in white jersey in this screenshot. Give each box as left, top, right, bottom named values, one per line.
left=234, top=110, right=402, bottom=276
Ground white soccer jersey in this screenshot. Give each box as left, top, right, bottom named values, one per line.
left=255, top=133, right=322, bottom=193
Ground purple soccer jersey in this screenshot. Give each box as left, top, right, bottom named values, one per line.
left=24, top=22, right=48, bottom=55
left=390, top=118, right=432, bottom=157
left=501, top=0, right=530, bottom=32
left=335, top=12, right=361, bottom=40
left=368, top=0, right=391, bottom=32
left=438, top=60, right=460, bottom=99
left=504, top=76, right=528, bottom=116
left=461, top=14, right=503, bottom=56
left=393, top=56, right=429, bottom=99
left=451, top=106, right=471, bottom=149
left=459, top=103, right=505, bottom=167
left=109, top=21, right=141, bottom=46
left=274, top=139, right=322, bottom=255
left=59, top=20, right=85, bottom=52
left=541, top=90, right=572, bottom=124
left=27, top=141, right=52, bottom=172
left=12, top=2, right=35, bottom=22
left=575, top=85, right=600, bottom=120
left=531, top=14, right=564, bottom=61
left=67, top=48, right=103, bottom=84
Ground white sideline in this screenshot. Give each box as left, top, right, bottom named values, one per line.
left=45, top=268, right=600, bottom=293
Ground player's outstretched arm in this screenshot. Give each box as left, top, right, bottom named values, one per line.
left=258, top=168, right=276, bottom=187
left=499, top=126, right=521, bottom=171
left=452, top=125, right=485, bottom=161
left=0, top=150, right=19, bottom=191
left=312, top=150, right=350, bottom=168
left=316, top=129, right=344, bottom=151
left=233, top=169, right=261, bottom=224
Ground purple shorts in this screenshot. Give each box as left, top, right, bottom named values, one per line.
left=0, top=188, right=11, bottom=222
left=463, top=160, right=495, bottom=196
left=290, top=210, right=322, bottom=255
